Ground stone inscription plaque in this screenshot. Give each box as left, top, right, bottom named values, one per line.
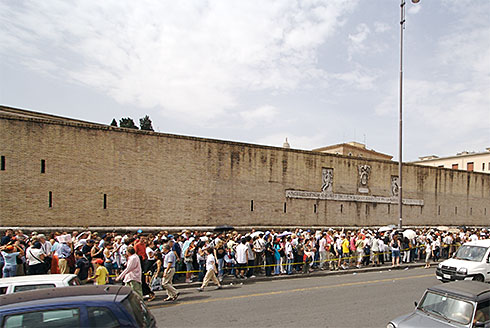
left=286, top=190, right=424, bottom=206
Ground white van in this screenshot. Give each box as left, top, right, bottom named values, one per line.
left=0, top=274, right=80, bottom=294
left=436, top=239, right=490, bottom=283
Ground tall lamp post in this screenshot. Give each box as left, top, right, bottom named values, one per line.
left=398, top=0, right=419, bottom=230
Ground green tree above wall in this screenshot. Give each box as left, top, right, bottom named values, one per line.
left=119, top=117, right=139, bottom=129
left=110, top=119, right=118, bottom=127
left=139, top=115, right=154, bottom=131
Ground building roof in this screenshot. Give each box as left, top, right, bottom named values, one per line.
left=312, top=142, right=393, bottom=160
left=413, top=149, right=490, bottom=163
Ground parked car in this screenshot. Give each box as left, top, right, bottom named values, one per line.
left=387, top=281, right=490, bottom=328
left=436, top=239, right=490, bottom=283
left=0, top=285, right=156, bottom=327
left=0, top=274, right=80, bottom=295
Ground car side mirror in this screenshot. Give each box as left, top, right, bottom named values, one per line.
left=414, top=301, right=418, bottom=307
left=474, top=321, right=485, bottom=327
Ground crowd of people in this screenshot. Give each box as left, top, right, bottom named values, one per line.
left=1, top=226, right=488, bottom=301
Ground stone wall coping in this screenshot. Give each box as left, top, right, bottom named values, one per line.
left=3, top=106, right=490, bottom=177
left=0, top=106, right=395, bottom=167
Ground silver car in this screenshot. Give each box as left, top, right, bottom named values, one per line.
left=388, top=281, right=490, bottom=328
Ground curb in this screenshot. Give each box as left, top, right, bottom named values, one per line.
left=172, top=262, right=431, bottom=290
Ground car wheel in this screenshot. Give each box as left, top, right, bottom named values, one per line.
left=473, top=275, right=484, bottom=282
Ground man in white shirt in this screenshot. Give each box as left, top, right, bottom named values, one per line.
left=253, top=234, right=265, bottom=274
left=285, top=237, right=294, bottom=275
left=197, top=248, right=222, bottom=291
left=235, top=238, right=248, bottom=279
left=318, top=234, right=328, bottom=270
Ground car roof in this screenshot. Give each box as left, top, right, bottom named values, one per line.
left=0, top=274, right=77, bottom=285
left=428, top=281, right=490, bottom=302
left=464, top=239, right=490, bottom=247
left=0, top=285, right=131, bottom=309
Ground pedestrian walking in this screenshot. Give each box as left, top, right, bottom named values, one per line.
left=197, top=248, right=222, bottom=291
left=116, top=246, right=144, bottom=299
left=162, top=244, right=179, bottom=301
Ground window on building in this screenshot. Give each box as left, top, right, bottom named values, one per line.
left=250, top=200, right=254, bottom=212
left=0, top=156, right=4, bottom=171
left=313, top=204, right=317, bottom=213
left=483, top=163, right=486, bottom=171
left=388, top=204, right=390, bottom=214
left=283, top=202, right=287, bottom=213
left=41, top=159, right=46, bottom=173
left=49, top=191, right=53, bottom=208
left=455, top=206, right=457, bottom=215
left=103, top=194, right=107, bottom=209
left=348, top=152, right=352, bottom=156
left=438, top=165, right=444, bottom=168
left=467, top=162, right=474, bottom=172
left=438, top=205, right=441, bottom=215
left=452, top=164, right=458, bottom=170
left=340, top=204, right=343, bottom=214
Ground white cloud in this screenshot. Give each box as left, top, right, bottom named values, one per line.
left=240, top=105, right=279, bottom=128
left=347, top=23, right=370, bottom=60
left=407, top=5, right=421, bottom=15
left=374, top=22, right=390, bottom=33
left=0, top=0, right=358, bottom=123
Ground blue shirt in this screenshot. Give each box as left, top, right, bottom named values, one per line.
left=58, top=243, right=71, bottom=259
left=1, top=252, right=19, bottom=266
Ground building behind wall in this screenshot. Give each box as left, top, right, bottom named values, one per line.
left=1, top=105, right=489, bottom=229
left=413, top=150, right=490, bottom=173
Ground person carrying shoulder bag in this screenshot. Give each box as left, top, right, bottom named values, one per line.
left=26, top=241, right=46, bottom=275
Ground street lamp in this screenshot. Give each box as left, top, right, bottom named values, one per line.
left=398, top=0, right=419, bottom=230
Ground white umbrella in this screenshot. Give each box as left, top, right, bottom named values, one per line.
left=448, top=228, right=460, bottom=234
left=378, top=226, right=394, bottom=232
left=437, top=226, right=449, bottom=231
left=251, top=231, right=264, bottom=238
left=402, top=229, right=416, bottom=239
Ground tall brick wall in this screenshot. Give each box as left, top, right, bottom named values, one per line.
left=1, top=111, right=488, bottom=228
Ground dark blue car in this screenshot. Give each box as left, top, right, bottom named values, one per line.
left=0, top=285, right=156, bottom=327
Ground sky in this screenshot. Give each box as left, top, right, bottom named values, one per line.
left=1, top=0, right=489, bottom=161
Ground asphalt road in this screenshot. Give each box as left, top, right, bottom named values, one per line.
left=149, top=267, right=440, bottom=327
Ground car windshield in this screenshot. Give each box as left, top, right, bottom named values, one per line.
left=418, top=291, right=474, bottom=325
left=453, top=245, right=487, bottom=262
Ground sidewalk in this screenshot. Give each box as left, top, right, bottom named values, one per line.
left=171, top=261, right=432, bottom=290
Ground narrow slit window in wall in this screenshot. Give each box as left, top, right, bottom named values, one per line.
left=340, top=204, right=343, bottom=214
left=283, top=202, right=287, bottom=213
left=438, top=205, right=441, bottom=215
left=49, top=191, right=52, bottom=208
left=250, top=200, right=254, bottom=212
left=41, top=159, right=46, bottom=173
left=455, top=206, right=457, bottom=215
left=1, top=156, right=5, bottom=171
left=104, top=194, right=107, bottom=209
left=470, top=207, right=472, bottom=216
left=388, top=204, right=390, bottom=214
left=314, top=204, right=317, bottom=213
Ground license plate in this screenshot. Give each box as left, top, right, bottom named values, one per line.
left=443, top=274, right=451, bottom=279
